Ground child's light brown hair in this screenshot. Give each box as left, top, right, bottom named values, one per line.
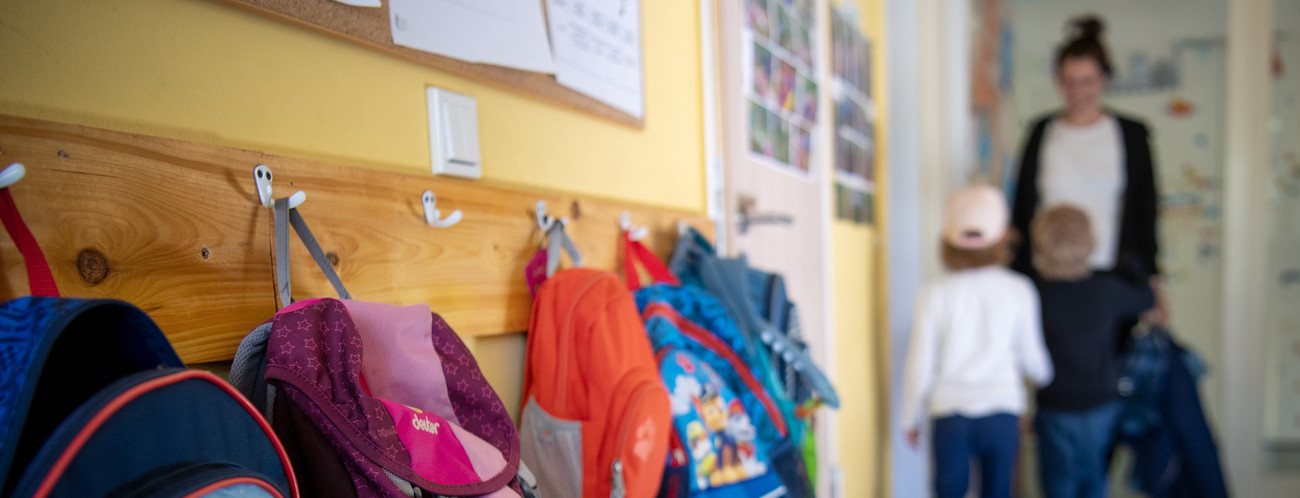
left=941, top=232, right=1015, bottom=271
left=1032, top=205, right=1095, bottom=281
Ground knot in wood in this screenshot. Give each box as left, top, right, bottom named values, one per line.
left=77, top=249, right=109, bottom=285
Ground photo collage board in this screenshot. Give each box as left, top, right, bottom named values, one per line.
left=745, top=0, right=818, bottom=176
left=830, top=7, right=875, bottom=225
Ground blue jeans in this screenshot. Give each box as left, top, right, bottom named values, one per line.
left=1035, top=400, right=1123, bottom=498
left=932, top=413, right=1020, bottom=498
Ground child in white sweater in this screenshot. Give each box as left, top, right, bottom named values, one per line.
left=899, top=185, right=1054, bottom=498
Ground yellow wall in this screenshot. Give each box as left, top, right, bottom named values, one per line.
left=830, top=0, right=889, bottom=496
left=0, top=0, right=703, bottom=212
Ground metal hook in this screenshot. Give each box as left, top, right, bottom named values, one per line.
left=254, top=165, right=305, bottom=209
left=422, top=190, right=463, bottom=228
left=0, top=163, right=26, bottom=189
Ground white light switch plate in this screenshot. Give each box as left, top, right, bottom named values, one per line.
left=427, top=87, right=482, bottom=179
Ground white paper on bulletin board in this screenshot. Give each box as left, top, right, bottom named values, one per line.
left=388, top=0, right=556, bottom=74
left=546, top=0, right=645, bottom=118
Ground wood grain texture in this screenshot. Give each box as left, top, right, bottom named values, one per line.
left=0, top=115, right=706, bottom=362
left=207, top=0, right=644, bottom=129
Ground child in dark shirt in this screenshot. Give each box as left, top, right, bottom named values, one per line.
left=1031, top=205, right=1155, bottom=498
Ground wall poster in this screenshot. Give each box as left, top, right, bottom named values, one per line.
left=745, top=0, right=819, bottom=178
left=830, top=5, right=875, bottom=225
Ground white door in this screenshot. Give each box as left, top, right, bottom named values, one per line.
left=712, top=0, right=837, bottom=495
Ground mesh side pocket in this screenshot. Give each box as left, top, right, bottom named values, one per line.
left=520, top=396, right=583, bottom=498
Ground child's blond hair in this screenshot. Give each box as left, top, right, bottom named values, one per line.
left=1031, top=205, right=1094, bottom=281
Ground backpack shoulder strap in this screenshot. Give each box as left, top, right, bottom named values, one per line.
left=623, top=231, right=679, bottom=291
left=0, top=187, right=58, bottom=297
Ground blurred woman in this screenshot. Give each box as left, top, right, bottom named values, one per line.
left=1010, top=16, right=1164, bottom=322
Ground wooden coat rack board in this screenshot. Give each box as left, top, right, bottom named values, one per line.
left=0, top=115, right=707, bottom=363
left=209, top=0, right=644, bottom=128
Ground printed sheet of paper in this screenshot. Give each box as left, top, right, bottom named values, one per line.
left=389, top=0, right=555, bottom=74
left=546, top=0, right=644, bottom=118
left=331, top=0, right=381, bottom=7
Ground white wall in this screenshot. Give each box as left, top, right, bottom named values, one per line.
left=884, top=0, right=925, bottom=494
left=887, top=0, right=975, bottom=496
left=1221, top=0, right=1300, bottom=494
left=1264, top=0, right=1300, bottom=447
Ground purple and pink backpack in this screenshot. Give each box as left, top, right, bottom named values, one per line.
left=230, top=199, right=529, bottom=497
left=234, top=298, right=526, bottom=498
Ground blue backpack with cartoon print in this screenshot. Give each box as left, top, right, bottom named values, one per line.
left=655, top=347, right=786, bottom=498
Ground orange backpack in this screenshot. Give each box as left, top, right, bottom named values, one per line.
left=521, top=268, right=671, bottom=498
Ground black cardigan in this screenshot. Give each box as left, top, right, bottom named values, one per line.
left=1010, top=112, right=1160, bottom=282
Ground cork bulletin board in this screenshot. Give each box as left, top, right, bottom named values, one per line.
left=209, top=0, right=645, bottom=128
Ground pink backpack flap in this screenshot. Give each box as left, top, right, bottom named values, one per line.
left=264, top=298, right=521, bottom=497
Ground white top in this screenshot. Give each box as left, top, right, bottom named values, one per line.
left=899, top=267, right=1053, bottom=430
left=1039, top=116, right=1126, bottom=270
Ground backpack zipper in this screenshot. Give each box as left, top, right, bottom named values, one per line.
left=554, top=272, right=606, bottom=414
left=609, top=381, right=655, bottom=498
left=611, top=460, right=626, bottom=498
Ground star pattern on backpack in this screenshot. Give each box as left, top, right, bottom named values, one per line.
left=260, top=299, right=519, bottom=495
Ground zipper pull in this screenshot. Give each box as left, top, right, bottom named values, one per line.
left=611, top=460, right=627, bottom=498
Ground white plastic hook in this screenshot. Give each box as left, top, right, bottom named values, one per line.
left=0, top=163, right=26, bottom=189
left=677, top=220, right=689, bottom=237
left=535, top=200, right=552, bottom=231
left=535, top=201, right=568, bottom=231
left=254, top=165, right=306, bottom=209
left=421, top=190, right=463, bottom=228
left=620, top=212, right=649, bottom=242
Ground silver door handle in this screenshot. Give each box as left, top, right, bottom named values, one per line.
left=736, top=197, right=794, bottom=234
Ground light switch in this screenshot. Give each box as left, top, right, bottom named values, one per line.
left=426, top=87, right=482, bottom=179
left=442, top=99, right=480, bottom=165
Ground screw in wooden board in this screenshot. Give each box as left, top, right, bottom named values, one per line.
left=200, top=247, right=211, bottom=260
left=77, top=249, right=109, bottom=285
left=57, top=149, right=69, bottom=159
left=327, top=251, right=340, bottom=266
left=570, top=200, right=581, bottom=220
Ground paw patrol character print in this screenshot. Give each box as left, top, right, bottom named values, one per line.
left=695, top=389, right=744, bottom=486
left=685, top=421, right=717, bottom=489
left=670, top=373, right=704, bottom=416
left=725, top=399, right=767, bottom=476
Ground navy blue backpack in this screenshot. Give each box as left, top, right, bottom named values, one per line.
left=0, top=178, right=297, bottom=497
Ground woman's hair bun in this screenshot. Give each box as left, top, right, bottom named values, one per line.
left=1069, top=15, right=1104, bottom=41
left=1056, top=14, right=1112, bottom=76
